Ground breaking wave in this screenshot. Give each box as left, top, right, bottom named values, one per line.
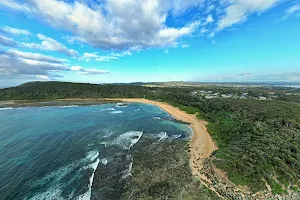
left=110, top=110, right=123, bottom=114
left=58, top=105, right=79, bottom=108
left=77, top=157, right=100, bottom=200
left=116, top=103, right=127, bottom=108
left=111, top=131, right=143, bottom=149
left=152, top=117, right=161, bottom=120
left=29, top=150, right=100, bottom=200
left=0, top=107, right=13, bottom=110
left=171, top=134, right=182, bottom=139
left=157, top=132, right=168, bottom=141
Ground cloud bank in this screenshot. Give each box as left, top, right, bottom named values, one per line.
left=22, top=34, right=79, bottom=57
left=0, top=0, right=200, bottom=50
left=0, top=50, right=109, bottom=79
left=0, top=0, right=287, bottom=49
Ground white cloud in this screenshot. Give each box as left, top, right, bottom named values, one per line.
left=200, top=28, right=208, bottom=33
left=284, top=4, right=300, bottom=19
left=0, top=35, right=18, bottom=47
left=22, top=34, right=78, bottom=57
left=71, top=66, right=109, bottom=75
left=0, top=0, right=32, bottom=12
left=36, top=75, right=50, bottom=80
left=163, top=0, right=205, bottom=15
left=95, top=55, right=119, bottom=62
left=0, top=50, right=69, bottom=78
left=287, top=4, right=300, bottom=14
left=6, top=49, right=68, bottom=63
left=0, top=50, right=108, bottom=78
left=0, top=0, right=200, bottom=50
left=70, top=66, right=83, bottom=72
left=20, top=58, right=66, bottom=69
left=206, top=15, right=214, bottom=23
left=83, top=53, right=99, bottom=59
left=217, top=0, right=280, bottom=31
left=83, top=52, right=99, bottom=62
left=83, top=47, right=136, bottom=62
left=1, top=26, right=31, bottom=35
left=182, top=44, right=191, bottom=48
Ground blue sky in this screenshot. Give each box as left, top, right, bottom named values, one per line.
left=0, top=0, right=300, bottom=86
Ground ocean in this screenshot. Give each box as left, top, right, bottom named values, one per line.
left=0, top=103, right=192, bottom=200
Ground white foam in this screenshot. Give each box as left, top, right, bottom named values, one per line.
left=110, top=110, right=123, bottom=114
left=58, top=105, right=79, bottom=108
left=100, top=158, right=108, bottom=166
left=116, top=103, right=127, bottom=107
left=28, top=164, right=70, bottom=200
left=171, top=134, right=182, bottom=139
left=112, top=131, right=143, bottom=149
left=76, top=158, right=100, bottom=200
left=0, top=107, right=13, bottom=110
left=157, top=132, right=168, bottom=141
left=134, top=108, right=140, bottom=111
left=100, top=142, right=107, bottom=147
left=95, top=107, right=115, bottom=112
left=121, top=162, right=133, bottom=180
left=120, top=155, right=133, bottom=180
left=86, top=151, right=99, bottom=162
left=29, top=187, right=64, bottom=200
left=152, top=117, right=161, bottom=120
left=30, top=150, right=100, bottom=200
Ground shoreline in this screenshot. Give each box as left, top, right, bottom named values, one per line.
left=1, top=98, right=218, bottom=167
left=103, top=99, right=218, bottom=178
left=0, top=99, right=120, bottom=108
left=0, top=98, right=219, bottom=194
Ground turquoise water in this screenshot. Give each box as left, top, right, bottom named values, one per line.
left=0, top=103, right=191, bottom=200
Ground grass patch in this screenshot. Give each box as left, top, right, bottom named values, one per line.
left=268, top=178, right=288, bottom=195
left=291, top=186, right=299, bottom=192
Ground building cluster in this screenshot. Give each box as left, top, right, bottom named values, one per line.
left=190, top=90, right=272, bottom=100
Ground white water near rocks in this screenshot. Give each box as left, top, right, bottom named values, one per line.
left=0, top=103, right=190, bottom=200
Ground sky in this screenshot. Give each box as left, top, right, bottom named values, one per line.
left=0, top=0, right=300, bottom=87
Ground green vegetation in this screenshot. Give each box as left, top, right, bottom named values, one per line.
left=267, top=177, right=288, bottom=195
left=167, top=101, right=199, bottom=114
left=187, top=99, right=300, bottom=192
left=1, top=81, right=300, bottom=194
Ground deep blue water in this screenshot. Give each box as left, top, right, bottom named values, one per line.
left=0, top=103, right=191, bottom=200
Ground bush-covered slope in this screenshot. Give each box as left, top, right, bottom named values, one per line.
left=1, top=81, right=300, bottom=194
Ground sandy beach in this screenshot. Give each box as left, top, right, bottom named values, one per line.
left=105, top=98, right=218, bottom=180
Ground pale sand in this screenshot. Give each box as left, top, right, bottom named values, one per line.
left=104, top=98, right=218, bottom=179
